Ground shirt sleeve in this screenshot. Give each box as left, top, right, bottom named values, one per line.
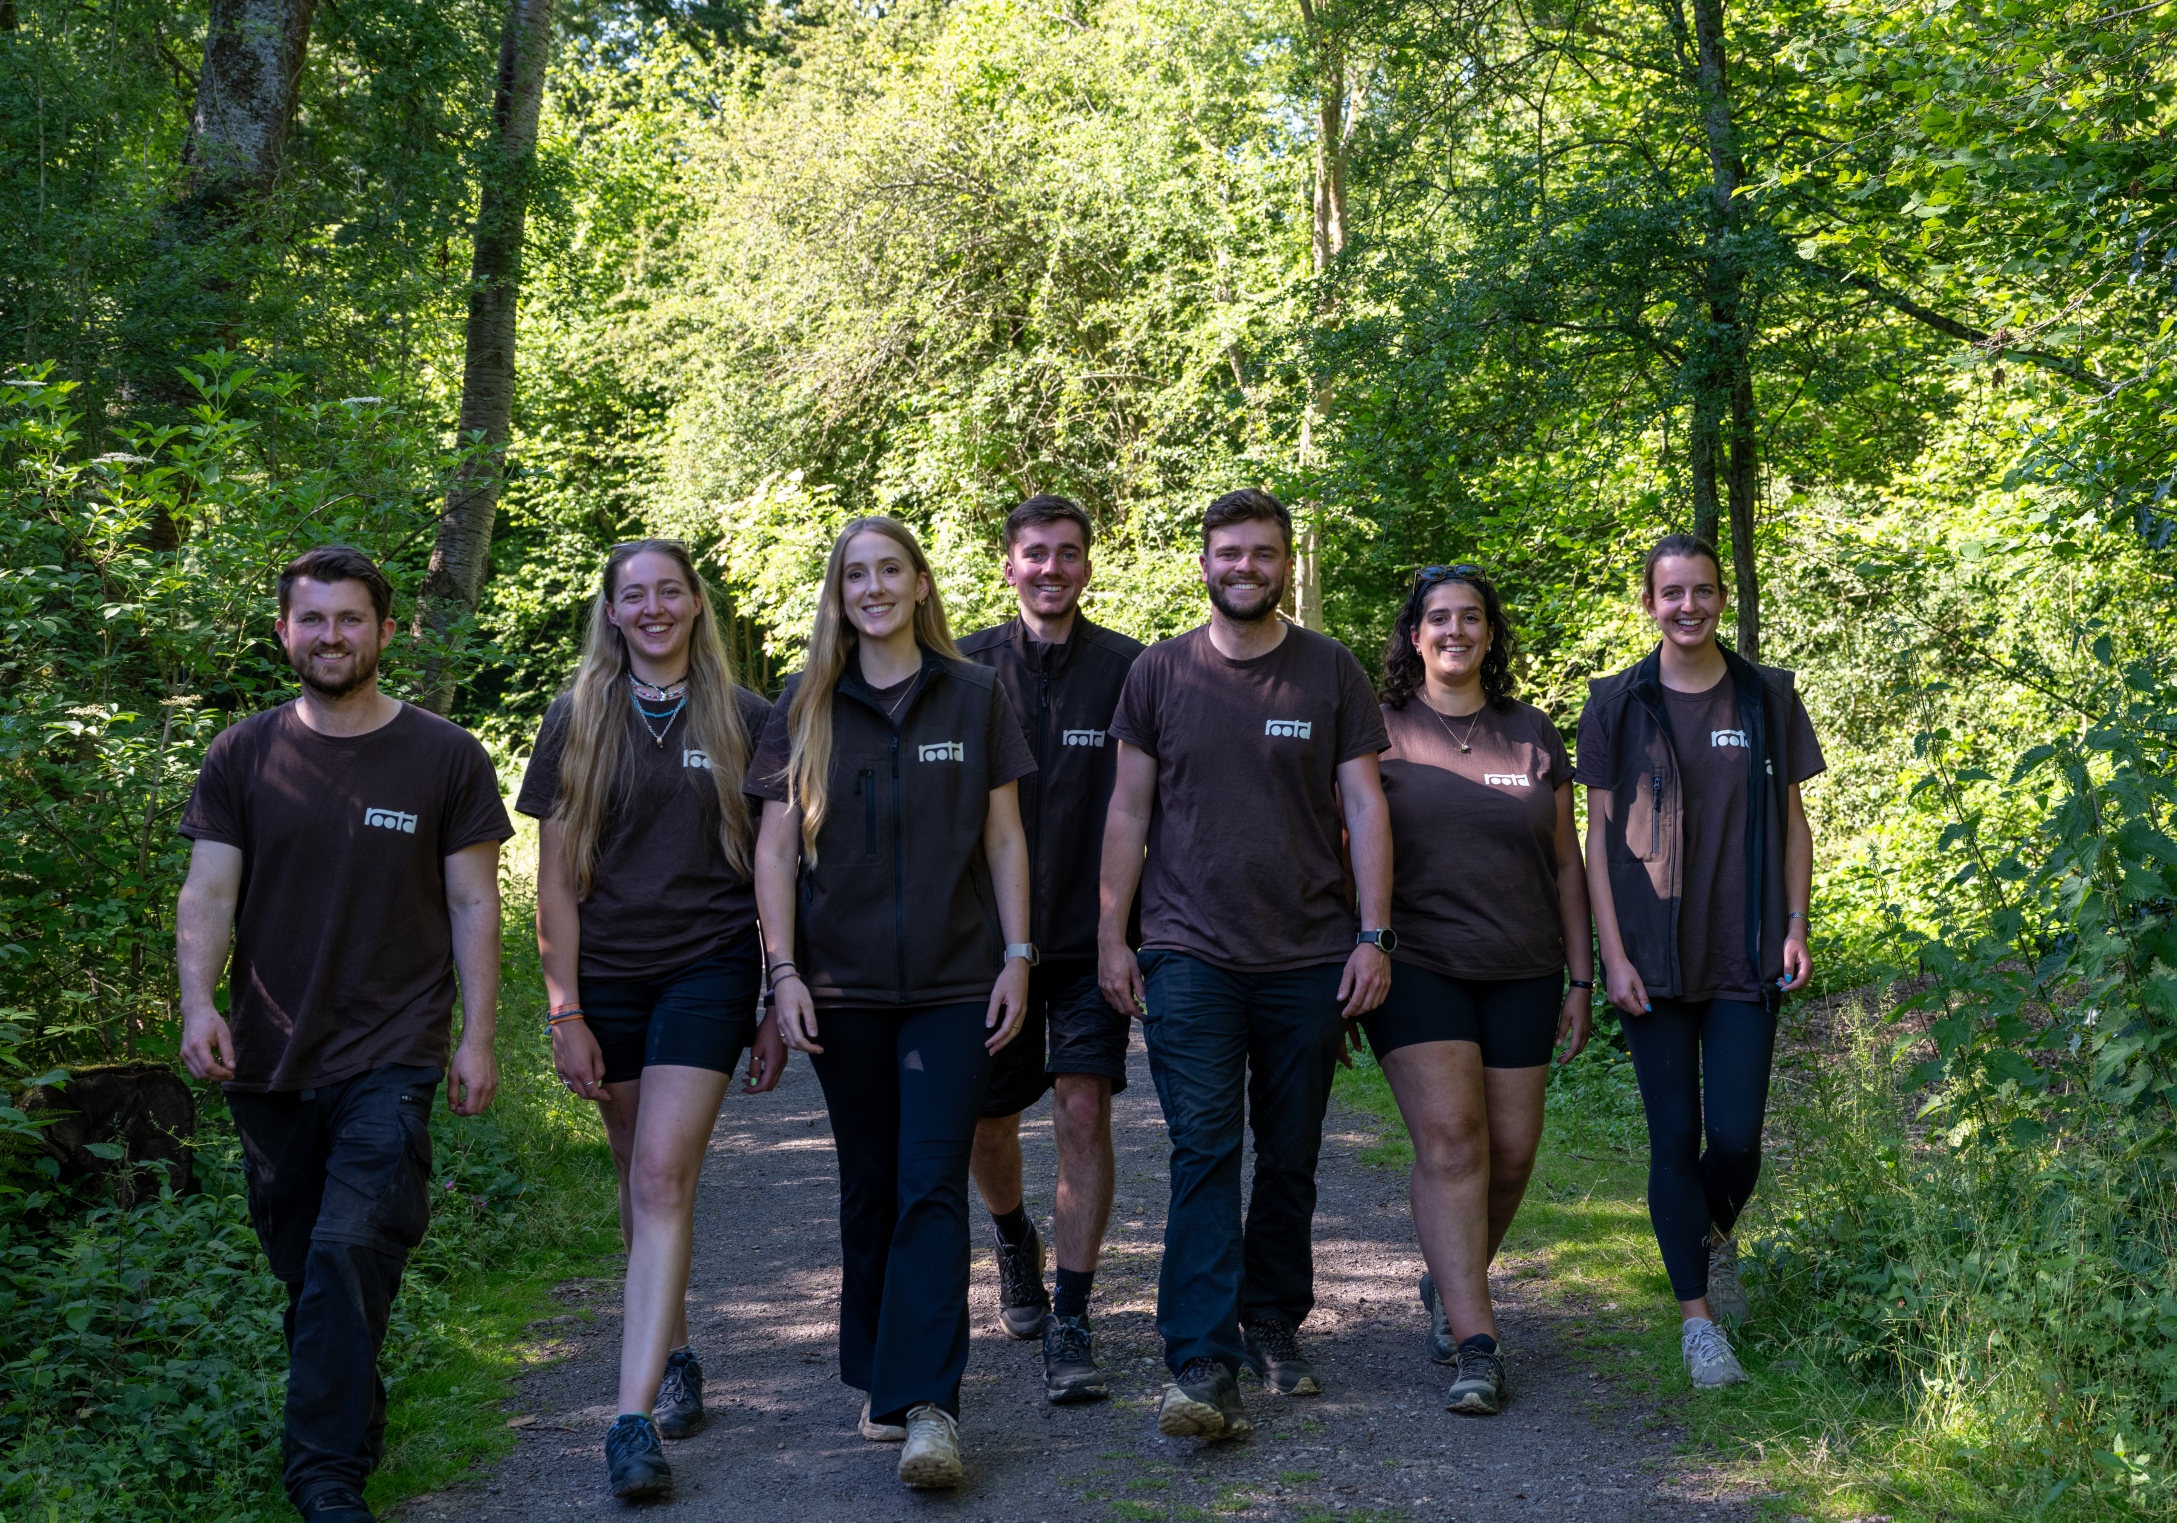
left=743, top=681, right=796, bottom=803
left=1106, top=652, right=1160, bottom=757
left=1538, top=709, right=1575, bottom=789
left=1333, top=644, right=1390, bottom=764
left=513, top=698, right=571, bottom=820
left=986, top=683, right=1038, bottom=787
left=443, top=734, right=516, bottom=854
left=177, top=723, right=245, bottom=845
left=1571, top=691, right=1611, bottom=788
left=1784, top=691, right=1827, bottom=785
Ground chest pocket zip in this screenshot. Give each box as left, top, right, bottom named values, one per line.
left=1651, top=771, right=1663, bottom=858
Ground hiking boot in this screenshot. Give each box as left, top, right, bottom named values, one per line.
left=993, top=1220, right=1051, bottom=1339
left=1445, top=1338, right=1507, bottom=1415
left=1042, top=1312, right=1109, bottom=1404
left=1242, top=1318, right=1323, bottom=1396
left=1417, top=1272, right=1456, bottom=1365
left=896, top=1403, right=964, bottom=1488
left=858, top=1399, right=906, bottom=1442
left=297, top=1487, right=377, bottom=1523
left=653, top=1345, right=705, bottom=1439
left=1157, top=1357, right=1252, bottom=1440
left=1707, top=1236, right=1750, bottom=1325
left=1681, top=1317, right=1748, bottom=1389
left=604, top=1412, right=672, bottom=1498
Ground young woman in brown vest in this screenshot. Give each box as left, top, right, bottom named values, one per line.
left=1577, top=533, right=1825, bottom=1390
left=748, top=516, right=1037, bottom=1490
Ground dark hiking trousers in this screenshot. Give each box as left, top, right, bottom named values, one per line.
left=1137, top=951, right=1346, bottom=1377
left=809, top=1002, right=992, bottom=1425
left=226, top=1064, right=438, bottom=1510
left=1618, top=997, right=1776, bottom=1300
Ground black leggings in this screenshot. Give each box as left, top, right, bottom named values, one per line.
left=1619, top=997, right=1776, bottom=1301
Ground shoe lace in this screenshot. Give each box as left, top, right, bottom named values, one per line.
left=1047, top=1316, right=1094, bottom=1365
left=1455, top=1344, right=1503, bottom=1385
left=994, top=1234, right=1039, bottom=1302
left=607, top=1414, right=660, bottom=1458
left=656, top=1362, right=688, bottom=1408
left=1683, top=1320, right=1735, bottom=1364
left=1252, top=1320, right=1304, bottom=1362
left=1176, top=1356, right=1223, bottom=1386
left=906, top=1403, right=958, bottom=1441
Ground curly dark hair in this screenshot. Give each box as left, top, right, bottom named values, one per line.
left=1381, top=565, right=1516, bottom=711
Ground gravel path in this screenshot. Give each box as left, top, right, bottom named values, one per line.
left=397, top=1034, right=1760, bottom=1522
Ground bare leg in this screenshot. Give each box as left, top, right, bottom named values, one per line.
left=1480, top=1065, right=1549, bottom=1259
left=615, top=1065, right=731, bottom=1415
left=970, top=1111, right=1025, bottom=1217
left=1049, top=1074, right=1114, bottom=1273
left=1378, top=1041, right=1494, bottom=1342
left=596, top=1076, right=689, bottom=1352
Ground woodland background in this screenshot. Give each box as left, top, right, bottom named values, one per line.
left=1, top=0, right=2174, bottom=1516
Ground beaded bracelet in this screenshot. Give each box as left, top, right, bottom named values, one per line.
left=546, top=1005, right=585, bottom=1030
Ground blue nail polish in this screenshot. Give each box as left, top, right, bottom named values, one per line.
left=1643, top=1003, right=1651, bottom=1012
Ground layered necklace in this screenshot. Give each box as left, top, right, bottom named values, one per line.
left=630, top=673, right=689, bottom=748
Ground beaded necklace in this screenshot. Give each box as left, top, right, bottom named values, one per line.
left=630, top=673, right=688, bottom=748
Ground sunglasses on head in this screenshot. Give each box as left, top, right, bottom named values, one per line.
left=1412, top=563, right=1484, bottom=591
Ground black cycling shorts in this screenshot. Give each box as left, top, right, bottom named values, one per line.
left=579, top=946, right=763, bottom=1086
left=980, top=960, right=1132, bottom=1118
left=1359, top=963, right=1564, bottom=1070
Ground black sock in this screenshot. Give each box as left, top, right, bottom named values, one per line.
left=991, top=1203, right=1033, bottom=1246
left=1053, top=1266, right=1094, bottom=1320
left=1458, top=1333, right=1499, bottom=1356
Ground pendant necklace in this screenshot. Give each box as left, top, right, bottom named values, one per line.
left=631, top=673, right=689, bottom=749
left=1432, top=701, right=1484, bottom=754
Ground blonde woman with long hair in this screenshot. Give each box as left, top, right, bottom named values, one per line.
left=514, top=539, right=782, bottom=1499
left=747, top=517, right=1036, bottom=1490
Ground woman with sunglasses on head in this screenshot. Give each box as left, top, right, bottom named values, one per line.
left=1577, top=533, right=1823, bottom=1390
left=516, top=539, right=784, bottom=1499
left=747, top=516, right=1036, bottom=1491
left=1366, top=565, right=1593, bottom=1417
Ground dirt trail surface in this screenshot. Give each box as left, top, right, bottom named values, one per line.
left=399, top=1038, right=1761, bottom=1522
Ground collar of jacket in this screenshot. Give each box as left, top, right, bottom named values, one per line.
left=1627, top=642, right=1766, bottom=735
left=837, top=644, right=948, bottom=721
left=1006, top=614, right=1081, bottom=676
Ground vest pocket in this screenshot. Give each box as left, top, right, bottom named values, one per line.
left=857, top=766, right=877, bottom=857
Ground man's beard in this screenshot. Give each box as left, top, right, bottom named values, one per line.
left=290, top=639, right=382, bottom=699
left=1205, top=567, right=1287, bottom=624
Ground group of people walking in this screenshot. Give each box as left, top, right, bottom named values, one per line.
left=173, top=490, right=1821, bottom=1522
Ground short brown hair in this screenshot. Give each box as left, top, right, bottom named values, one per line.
left=279, top=545, right=394, bottom=624
left=1642, top=533, right=1725, bottom=597
left=1004, top=494, right=1093, bottom=550
left=1201, top=488, right=1291, bottom=550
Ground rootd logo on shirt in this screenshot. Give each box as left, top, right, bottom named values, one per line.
left=1482, top=773, right=1531, bottom=788
left=683, top=748, right=711, bottom=770
left=918, top=741, right=965, bottom=762
left=364, top=806, right=418, bottom=834
left=1062, top=729, right=1106, bottom=747
left=1711, top=728, right=1749, bottom=748
left=1264, top=719, right=1313, bottom=739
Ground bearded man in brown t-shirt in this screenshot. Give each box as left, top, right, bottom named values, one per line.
left=1099, top=490, right=1394, bottom=1441
left=174, top=546, right=511, bottom=1523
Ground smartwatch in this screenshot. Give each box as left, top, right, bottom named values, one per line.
left=1004, top=942, right=1041, bottom=967
left=1356, top=927, right=1398, bottom=954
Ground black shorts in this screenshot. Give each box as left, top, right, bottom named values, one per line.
left=579, top=946, right=763, bottom=1086
left=1360, top=964, right=1563, bottom=1069
left=980, top=961, right=1132, bottom=1119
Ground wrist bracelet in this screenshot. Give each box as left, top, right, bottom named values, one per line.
left=770, top=969, right=806, bottom=992
left=1787, top=911, right=1809, bottom=923
left=546, top=1008, right=585, bottom=1029
left=1568, top=979, right=1594, bottom=990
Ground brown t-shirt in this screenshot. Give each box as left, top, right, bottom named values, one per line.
left=1108, top=624, right=1389, bottom=973
left=1662, top=676, right=1825, bottom=1001
left=514, top=687, right=772, bottom=980
left=1380, top=699, right=1573, bottom=980
left=179, top=702, right=514, bottom=1092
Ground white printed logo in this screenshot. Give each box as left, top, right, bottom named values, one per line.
left=682, top=748, right=711, bottom=770
left=364, top=807, right=417, bottom=834
left=1062, top=729, right=1106, bottom=748
left=1264, top=719, right=1313, bottom=739
left=1711, top=729, right=1748, bottom=749
left=1483, top=773, right=1530, bottom=788
left=918, top=741, right=965, bottom=762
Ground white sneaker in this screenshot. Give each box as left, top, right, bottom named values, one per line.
left=1707, top=1236, right=1750, bottom=1324
left=1681, top=1317, right=1747, bottom=1388
left=858, top=1400, right=905, bottom=1442
left=896, top=1403, right=963, bottom=1488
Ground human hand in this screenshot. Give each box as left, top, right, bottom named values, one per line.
left=449, top=1035, right=498, bottom=1116
left=1780, top=931, right=1812, bottom=994
left=1604, top=956, right=1650, bottom=1017
left=1337, top=943, right=1391, bottom=1020
left=1555, top=988, right=1593, bottom=1063
left=774, top=975, right=822, bottom=1055
left=179, top=1006, right=236, bottom=1083
left=552, top=1019, right=607, bottom=1102
left=1098, top=937, right=1144, bottom=1019
left=986, top=958, right=1032, bottom=1053
left=745, top=1013, right=787, bottom=1092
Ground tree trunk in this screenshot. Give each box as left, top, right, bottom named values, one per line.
left=413, top=0, right=556, bottom=714
left=179, top=0, right=318, bottom=219
left=1292, top=0, right=1351, bottom=633
left=1688, top=0, right=1760, bottom=658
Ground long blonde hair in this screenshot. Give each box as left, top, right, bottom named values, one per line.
left=553, top=539, right=755, bottom=896
left=786, top=516, right=961, bottom=858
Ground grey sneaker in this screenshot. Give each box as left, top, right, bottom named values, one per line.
left=1707, top=1236, right=1749, bottom=1325
left=653, top=1345, right=704, bottom=1439
left=1242, top=1318, right=1323, bottom=1396
left=1417, top=1272, right=1456, bottom=1364
left=1445, top=1339, right=1506, bottom=1415
left=992, top=1221, right=1051, bottom=1340
left=1681, top=1317, right=1748, bottom=1389
left=1042, top=1312, right=1109, bottom=1404
left=1157, top=1357, right=1252, bottom=1440
left=858, top=1399, right=906, bottom=1442
left=896, top=1403, right=964, bottom=1488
